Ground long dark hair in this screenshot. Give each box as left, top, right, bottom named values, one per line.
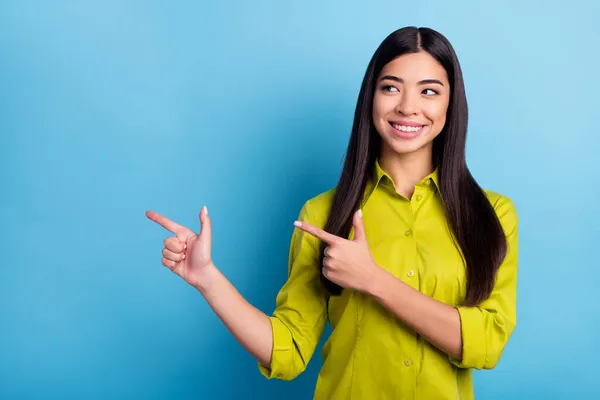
left=320, top=26, right=507, bottom=306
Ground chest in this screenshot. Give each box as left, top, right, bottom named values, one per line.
left=363, top=188, right=467, bottom=303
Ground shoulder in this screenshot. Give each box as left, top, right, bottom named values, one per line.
left=483, top=189, right=518, bottom=235
left=297, top=187, right=337, bottom=229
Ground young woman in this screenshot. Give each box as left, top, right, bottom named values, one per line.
left=146, top=26, right=518, bottom=400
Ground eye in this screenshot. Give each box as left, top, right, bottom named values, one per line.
left=382, top=85, right=399, bottom=93
left=423, top=88, right=439, bottom=96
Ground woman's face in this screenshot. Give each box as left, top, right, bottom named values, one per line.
left=372, top=52, right=451, bottom=158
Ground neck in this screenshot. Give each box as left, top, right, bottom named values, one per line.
left=379, top=144, right=434, bottom=199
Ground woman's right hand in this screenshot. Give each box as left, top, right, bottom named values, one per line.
left=145, top=206, right=213, bottom=287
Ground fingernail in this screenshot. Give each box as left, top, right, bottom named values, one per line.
left=182, top=254, right=186, bottom=259
left=293, top=221, right=302, bottom=227
left=184, top=243, right=187, bottom=249
left=204, top=206, right=208, bottom=215
left=359, top=209, right=363, bottom=218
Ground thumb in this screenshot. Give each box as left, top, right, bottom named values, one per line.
left=198, top=206, right=212, bottom=247
left=352, top=209, right=366, bottom=242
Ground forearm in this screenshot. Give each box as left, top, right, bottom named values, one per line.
left=366, top=268, right=462, bottom=359
left=193, top=264, right=274, bottom=368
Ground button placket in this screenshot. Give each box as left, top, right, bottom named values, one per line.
left=403, top=205, right=417, bottom=286
left=411, top=188, right=424, bottom=216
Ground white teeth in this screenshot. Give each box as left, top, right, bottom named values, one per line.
left=392, top=123, right=424, bottom=133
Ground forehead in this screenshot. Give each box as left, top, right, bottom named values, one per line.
left=379, top=52, right=449, bottom=83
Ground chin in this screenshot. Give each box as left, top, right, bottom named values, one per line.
left=382, top=134, right=432, bottom=155
left=389, top=142, right=429, bottom=155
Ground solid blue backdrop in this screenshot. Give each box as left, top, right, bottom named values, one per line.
left=1, top=1, right=599, bottom=398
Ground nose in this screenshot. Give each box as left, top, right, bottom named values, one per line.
left=395, top=91, right=418, bottom=116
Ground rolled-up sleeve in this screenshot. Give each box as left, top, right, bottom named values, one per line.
left=451, top=195, right=518, bottom=370
left=258, top=200, right=328, bottom=380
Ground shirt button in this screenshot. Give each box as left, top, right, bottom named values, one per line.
left=404, top=358, right=412, bottom=366
left=415, top=194, right=423, bottom=201
left=407, top=270, right=415, bottom=277
left=405, top=230, right=413, bottom=237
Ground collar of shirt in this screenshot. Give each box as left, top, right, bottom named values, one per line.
left=361, top=158, right=440, bottom=208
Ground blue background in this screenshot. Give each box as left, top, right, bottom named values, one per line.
left=1, top=1, right=599, bottom=399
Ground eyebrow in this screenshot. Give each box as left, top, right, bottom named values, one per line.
left=379, top=75, right=445, bottom=86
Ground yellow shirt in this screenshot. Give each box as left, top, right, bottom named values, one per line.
left=259, top=160, right=518, bottom=399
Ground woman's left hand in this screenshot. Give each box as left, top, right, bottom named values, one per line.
left=293, top=209, right=382, bottom=293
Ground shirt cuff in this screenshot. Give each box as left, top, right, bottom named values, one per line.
left=450, top=306, right=486, bottom=369
left=258, top=317, right=294, bottom=380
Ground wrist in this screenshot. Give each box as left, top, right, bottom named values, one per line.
left=364, top=264, right=389, bottom=297
left=191, top=262, right=219, bottom=294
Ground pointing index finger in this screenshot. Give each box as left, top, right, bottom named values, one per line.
left=294, top=220, right=339, bottom=245
left=146, top=210, right=186, bottom=234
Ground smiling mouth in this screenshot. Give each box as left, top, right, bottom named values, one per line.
left=389, top=121, right=426, bottom=133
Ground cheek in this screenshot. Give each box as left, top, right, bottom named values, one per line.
left=372, top=95, right=384, bottom=120
left=372, top=95, right=394, bottom=123
left=425, top=102, right=448, bottom=127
